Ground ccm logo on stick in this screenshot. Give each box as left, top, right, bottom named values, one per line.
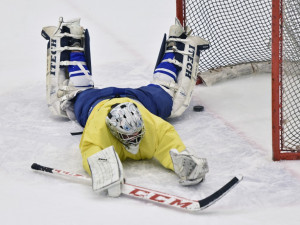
left=129, top=188, right=193, bottom=208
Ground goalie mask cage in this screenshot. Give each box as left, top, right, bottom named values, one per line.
left=176, top=0, right=300, bottom=161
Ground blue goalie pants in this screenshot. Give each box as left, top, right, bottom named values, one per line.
left=74, top=84, right=173, bottom=127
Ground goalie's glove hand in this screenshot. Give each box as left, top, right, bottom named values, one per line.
left=170, top=149, right=209, bottom=186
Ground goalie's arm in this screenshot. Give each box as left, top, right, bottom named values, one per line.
left=152, top=123, right=186, bottom=170
left=153, top=122, right=209, bottom=186
left=80, top=141, right=126, bottom=175
left=80, top=143, right=102, bottom=175
left=79, top=118, right=126, bottom=175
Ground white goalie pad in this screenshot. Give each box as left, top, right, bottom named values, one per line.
left=87, top=146, right=124, bottom=196
left=41, top=17, right=94, bottom=118
left=170, top=36, right=209, bottom=118
left=152, top=18, right=210, bottom=118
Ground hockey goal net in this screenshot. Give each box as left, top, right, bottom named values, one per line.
left=176, top=0, right=300, bottom=160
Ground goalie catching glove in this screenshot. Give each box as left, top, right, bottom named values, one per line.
left=87, top=146, right=124, bottom=197
left=170, top=149, right=209, bottom=186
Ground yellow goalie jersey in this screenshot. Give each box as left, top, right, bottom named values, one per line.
left=79, top=97, right=186, bottom=175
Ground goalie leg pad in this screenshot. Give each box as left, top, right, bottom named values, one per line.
left=41, top=17, right=94, bottom=118
left=87, top=146, right=124, bottom=197
left=170, top=35, right=209, bottom=118
left=152, top=19, right=210, bottom=118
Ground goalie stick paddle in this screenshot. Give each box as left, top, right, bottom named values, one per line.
left=31, top=163, right=242, bottom=211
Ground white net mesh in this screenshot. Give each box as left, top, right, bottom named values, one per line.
left=182, top=0, right=300, bottom=152
left=185, top=0, right=272, bottom=72
left=281, top=0, right=300, bottom=151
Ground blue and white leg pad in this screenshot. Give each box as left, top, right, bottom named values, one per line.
left=41, top=17, right=94, bottom=118
left=153, top=19, right=210, bottom=117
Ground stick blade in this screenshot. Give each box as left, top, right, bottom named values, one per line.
left=198, top=176, right=243, bottom=209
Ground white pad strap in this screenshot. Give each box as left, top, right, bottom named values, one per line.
left=52, top=46, right=84, bottom=52
left=77, top=62, right=91, bottom=77
left=59, top=61, right=87, bottom=66
left=161, top=58, right=183, bottom=67
left=167, top=37, right=191, bottom=44
left=87, top=146, right=124, bottom=193
left=169, top=46, right=193, bottom=56
left=54, top=33, right=84, bottom=39
left=152, top=79, right=179, bottom=91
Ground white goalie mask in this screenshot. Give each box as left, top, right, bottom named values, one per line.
left=105, top=102, right=145, bottom=154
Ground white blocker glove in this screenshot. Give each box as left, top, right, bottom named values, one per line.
left=87, top=146, right=124, bottom=197
left=170, top=149, right=209, bottom=186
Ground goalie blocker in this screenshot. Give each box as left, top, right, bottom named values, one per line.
left=87, top=146, right=124, bottom=197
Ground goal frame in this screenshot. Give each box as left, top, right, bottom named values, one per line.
left=176, top=0, right=300, bottom=161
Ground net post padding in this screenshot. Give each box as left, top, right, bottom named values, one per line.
left=199, top=62, right=271, bottom=86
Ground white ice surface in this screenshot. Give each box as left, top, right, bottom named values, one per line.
left=0, top=0, right=300, bottom=224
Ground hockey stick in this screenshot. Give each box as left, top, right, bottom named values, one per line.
left=31, top=163, right=242, bottom=211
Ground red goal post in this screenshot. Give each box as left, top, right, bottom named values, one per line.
left=176, top=0, right=300, bottom=161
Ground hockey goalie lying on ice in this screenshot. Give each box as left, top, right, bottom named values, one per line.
left=41, top=17, right=210, bottom=197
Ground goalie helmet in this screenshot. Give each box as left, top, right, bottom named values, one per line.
left=105, top=102, right=145, bottom=154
